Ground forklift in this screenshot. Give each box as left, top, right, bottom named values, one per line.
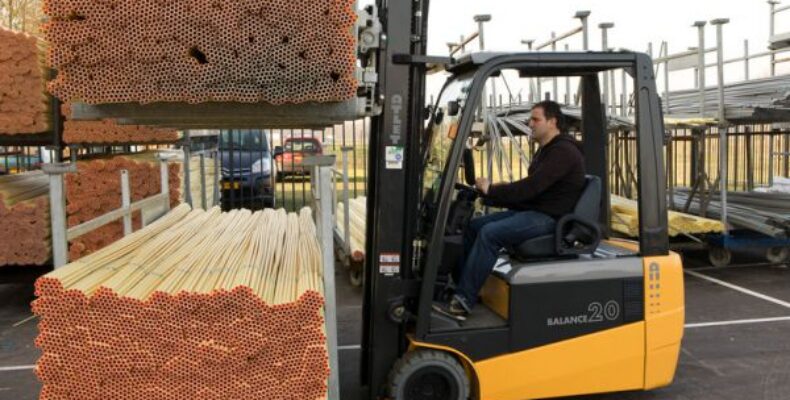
left=360, top=1, right=685, bottom=399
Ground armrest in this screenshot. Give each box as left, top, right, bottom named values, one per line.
left=554, top=214, right=602, bottom=255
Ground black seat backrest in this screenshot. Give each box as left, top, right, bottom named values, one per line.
left=575, top=175, right=602, bottom=222
left=509, top=175, right=602, bottom=259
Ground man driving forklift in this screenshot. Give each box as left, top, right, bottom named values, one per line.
left=434, top=100, right=586, bottom=321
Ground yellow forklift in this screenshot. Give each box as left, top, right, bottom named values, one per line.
left=359, top=2, right=685, bottom=399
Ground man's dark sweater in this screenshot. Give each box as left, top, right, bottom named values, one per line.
left=484, top=133, right=585, bottom=217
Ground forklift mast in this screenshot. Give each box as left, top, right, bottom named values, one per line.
left=361, top=0, right=430, bottom=397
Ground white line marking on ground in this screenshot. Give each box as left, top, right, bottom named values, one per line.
left=0, top=365, right=35, bottom=372
left=338, top=344, right=361, bottom=351
left=685, top=270, right=790, bottom=310
left=685, top=316, right=790, bottom=329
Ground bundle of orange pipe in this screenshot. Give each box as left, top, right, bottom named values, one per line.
left=0, top=172, right=50, bottom=265
left=43, top=0, right=357, bottom=105
left=33, top=205, right=329, bottom=400
left=62, top=104, right=180, bottom=144
left=0, top=27, right=49, bottom=134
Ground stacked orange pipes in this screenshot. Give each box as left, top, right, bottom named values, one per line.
left=0, top=27, right=49, bottom=134
left=43, top=0, right=358, bottom=105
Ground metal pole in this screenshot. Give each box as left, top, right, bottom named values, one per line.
left=213, top=149, right=220, bottom=206
left=304, top=155, right=340, bottom=400
left=712, top=18, right=729, bottom=122
left=770, top=1, right=779, bottom=76
left=599, top=23, right=614, bottom=112
left=694, top=21, right=707, bottom=118
left=183, top=130, right=192, bottom=207
left=551, top=31, right=558, bottom=101
left=575, top=11, right=591, bottom=50
left=160, top=159, right=171, bottom=212
left=341, top=147, right=352, bottom=255
left=621, top=69, right=627, bottom=116
left=121, top=170, right=132, bottom=236
left=199, top=152, right=207, bottom=209
left=663, top=41, right=670, bottom=114
left=521, top=39, right=535, bottom=102
left=46, top=169, right=67, bottom=268
left=564, top=44, right=571, bottom=104
left=744, top=39, right=750, bottom=80
left=712, top=18, right=730, bottom=235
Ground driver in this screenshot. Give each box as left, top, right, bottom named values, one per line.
left=434, top=100, right=586, bottom=321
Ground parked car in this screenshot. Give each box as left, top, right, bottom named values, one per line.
left=273, top=137, right=322, bottom=181
left=219, top=129, right=276, bottom=209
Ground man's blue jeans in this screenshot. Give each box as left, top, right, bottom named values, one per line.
left=454, top=210, right=556, bottom=309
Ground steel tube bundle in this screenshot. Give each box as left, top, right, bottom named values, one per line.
left=0, top=28, right=50, bottom=135
left=33, top=204, right=329, bottom=400
left=43, top=0, right=358, bottom=105
left=673, top=188, right=790, bottom=238
left=663, top=74, right=790, bottom=120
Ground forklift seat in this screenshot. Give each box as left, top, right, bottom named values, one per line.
left=509, top=175, right=602, bottom=259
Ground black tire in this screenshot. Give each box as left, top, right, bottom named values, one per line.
left=388, top=350, right=470, bottom=400
left=708, top=246, right=732, bottom=268
left=765, top=246, right=789, bottom=264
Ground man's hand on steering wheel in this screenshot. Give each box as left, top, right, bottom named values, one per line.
left=475, top=177, right=491, bottom=195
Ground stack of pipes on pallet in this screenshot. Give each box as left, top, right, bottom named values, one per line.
left=158, top=149, right=219, bottom=208
left=755, top=177, right=790, bottom=194
left=0, top=27, right=49, bottom=134
left=673, top=189, right=790, bottom=238
left=66, top=153, right=181, bottom=260
left=62, top=104, right=180, bottom=144
left=611, top=194, right=724, bottom=238
left=664, top=74, right=790, bottom=119
left=43, top=0, right=357, bottom=104
left=0, top=172, right=50, bottom=265
left=33, top=204, right=328, bottom=400
left=335, top=196, right=366, bottom=262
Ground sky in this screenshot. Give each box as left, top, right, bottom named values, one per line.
left=361, top=0, right=790, bottom=100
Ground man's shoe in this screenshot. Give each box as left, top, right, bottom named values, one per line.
left=432, top=298, right=469, bottom=321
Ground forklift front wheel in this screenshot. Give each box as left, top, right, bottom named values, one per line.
left=388, top=349, right=470, bottom=400
left=765, top=246, right=789, bottom=264
left=708, top=246, right=732, bottom=268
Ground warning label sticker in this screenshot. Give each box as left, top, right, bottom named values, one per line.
left=379, top=253, right=400, bottom=275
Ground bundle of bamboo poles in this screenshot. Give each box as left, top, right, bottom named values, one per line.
left=0, top=27, right=49, bottom=134
left=61, top=104, right=180, bottom=144
left=335, top=196, right=366, bottom=262
left=66, top=153, right=181, bottom=260
left=33, top=204, right=328, bottom=400
left=611, top=194, right=724, bottom=237
left=0, top=171, right=50, bottom=265
left=43, top=0, right=357, bottom=105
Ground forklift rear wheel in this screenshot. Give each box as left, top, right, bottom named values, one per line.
left=349, top=270, right=363, bottom=287
left=708, top=246, right=732, bottom=268
left=388, top=350, right=470, bottom=400
left=765, top=247, right=789, bottom=264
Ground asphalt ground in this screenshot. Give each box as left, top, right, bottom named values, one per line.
left=1, top=251, right=789, bottom=400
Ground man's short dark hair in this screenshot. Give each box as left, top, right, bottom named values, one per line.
left=532, top=100, right=567, bottom=133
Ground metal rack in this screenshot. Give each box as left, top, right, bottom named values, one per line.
left=43, top=153, right=174, bottom=268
